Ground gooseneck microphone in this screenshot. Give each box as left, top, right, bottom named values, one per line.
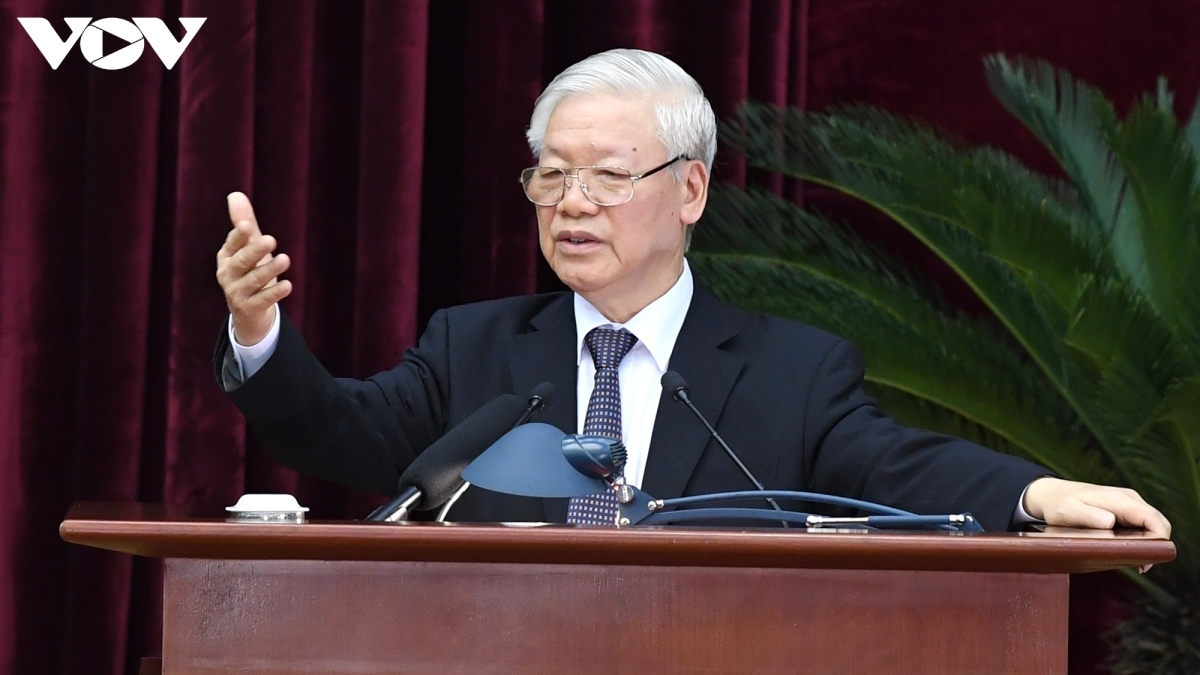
left=514, top=382, right=555, bottom=427
left=366, top=393, right=527, bottom=522
left=660, top=370, right=784, bottom=514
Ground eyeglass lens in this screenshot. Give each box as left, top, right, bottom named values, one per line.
left=522, top=167, right=634, bottom=206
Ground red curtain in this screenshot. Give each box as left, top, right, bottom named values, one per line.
left=2, top=1, right=1197, bottom=673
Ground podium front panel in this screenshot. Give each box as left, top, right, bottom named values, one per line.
left=163, top=558, right=1066, bottom=675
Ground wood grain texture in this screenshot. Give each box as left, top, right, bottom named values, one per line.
left=163, top=558, right=1068, bottom=675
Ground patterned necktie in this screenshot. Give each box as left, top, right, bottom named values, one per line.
left=567, top=327, right=638, bottom=526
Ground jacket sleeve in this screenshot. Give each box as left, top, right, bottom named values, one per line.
left=212, top=308, right=453, bottom=496
left=803, top=338, right=1048, bottom=531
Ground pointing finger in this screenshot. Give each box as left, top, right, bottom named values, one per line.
left=227, top=191, right=261, bottom=237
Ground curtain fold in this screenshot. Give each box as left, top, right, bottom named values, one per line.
left=2, top=0, right=91, bottom=671
left=162, top=0, right=255, bottom=513
left=353, top=0, right=427, bottom=376
left=62, top=1, right=166, bottom=668
left=244, top=0, right=314, bottom=500
left=1, top=1, right=1195, bottom=672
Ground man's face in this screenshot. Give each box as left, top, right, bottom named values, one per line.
left=536, top=92, right=704, bottom=321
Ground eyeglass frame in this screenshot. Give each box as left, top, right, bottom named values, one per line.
left=519, top=155, right=690, bottom=207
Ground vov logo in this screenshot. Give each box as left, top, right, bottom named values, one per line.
left=17, top=17, right=206, bottom=70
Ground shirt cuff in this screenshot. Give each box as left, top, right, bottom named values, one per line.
left=227, top=305, right=281, bottom=381
left=1011, top=481, right=1043, bottom=525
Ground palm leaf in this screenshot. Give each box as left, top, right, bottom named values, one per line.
left=983, top=54, right=1145, bottom=293
left=695, top=183, right=948, bottom=324
left=1100, top=95, right=1200, bottom=356
left=1183, top=91, right=1200, bottom=184
left=696, top=193, right=1113, bottom=478
left=727, top=104, right=1132, bottom=458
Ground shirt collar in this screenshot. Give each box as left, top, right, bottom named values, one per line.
left=574, top=260, right=694, bottom=372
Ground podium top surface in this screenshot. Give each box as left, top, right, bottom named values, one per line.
left=60, top=501, right=1175, bottom=574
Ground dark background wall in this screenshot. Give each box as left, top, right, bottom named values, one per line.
left=2, top=1, right=1196, bottom=673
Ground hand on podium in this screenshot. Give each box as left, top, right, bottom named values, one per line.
left=1023, top=476, right=1171, bottom=572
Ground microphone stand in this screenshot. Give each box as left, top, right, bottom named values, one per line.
left=366, top=487, right=421, bottom=523
left=436, top=483, right=469, bottom=522
left=662, top=371, right=785, bottom=523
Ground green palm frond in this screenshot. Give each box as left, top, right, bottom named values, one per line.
left=726, top=103, right=1136, bottom=460
left=988, top=54, right=1200, bottom=374
left=983, top=54, right=1140, bottom=271
left=691, top=193, right=1110, bottom=483
left=1100, top=96, right=1200, bottom=355
left=694, top=184, right=948, bottom=322
left=1183, top=90, right=1200, bottom=178
left=699, top=55, right=1200, bottom=654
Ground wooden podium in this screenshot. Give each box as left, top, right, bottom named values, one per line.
left=61, top=502, right=1174, bottom=675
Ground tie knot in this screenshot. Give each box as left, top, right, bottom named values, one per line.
left=585, top=328, right=638, bottom=371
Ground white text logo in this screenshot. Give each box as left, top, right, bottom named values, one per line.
left=17, top=17, right=206, bottom=70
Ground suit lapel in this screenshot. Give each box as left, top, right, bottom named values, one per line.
left=641, top=284, right=745, bottom=500
left=508, top=294, right=577, bottom=522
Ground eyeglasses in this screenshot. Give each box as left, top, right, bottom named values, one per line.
left=519, top=155, right=688, bottom=207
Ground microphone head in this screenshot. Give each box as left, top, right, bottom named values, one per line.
left=529, top=381, right=555, bottom=409
left=561, top=435, right=624, bottom=480
left=398, top=394, right=527, bottom=510
left=661, top=370, right=689, bottom=400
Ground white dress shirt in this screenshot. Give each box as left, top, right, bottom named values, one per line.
left=228, top=307, right=281, bottom=378
left=572, top=261, right=693, bottom=489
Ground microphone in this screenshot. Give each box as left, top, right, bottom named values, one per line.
left=514, top=382, right=554, bottom=427
left=438, top=382, right=556, bottom=521
left=366, top=393, right=527, bottom=522
left=660, top=371, right=784, bottom=514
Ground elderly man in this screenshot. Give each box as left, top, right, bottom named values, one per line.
left=215, top=49, right=1169, bottom=536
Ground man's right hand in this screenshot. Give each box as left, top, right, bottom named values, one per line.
left=216, top=192, right=293, bottom=346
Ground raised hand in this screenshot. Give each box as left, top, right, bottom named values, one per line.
left=215, top=192, right=292, bottom=346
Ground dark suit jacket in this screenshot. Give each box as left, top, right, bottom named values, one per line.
left=216, top=284, right=1046, bottom=531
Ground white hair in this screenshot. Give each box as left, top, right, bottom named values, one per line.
left=526, top=49, right=717, bottom=179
